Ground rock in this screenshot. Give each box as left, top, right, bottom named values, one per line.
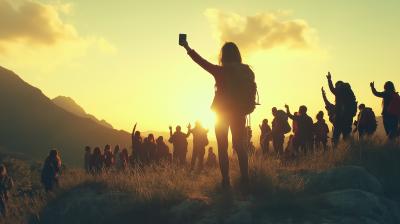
left=43, top=188, right=133, bottom=224
left=302, top=166, right=384, bottom=196
left=324, top=189, right=400, bottom=224
left=196, top=217, right=219, bottom=224
left=223, top=211, right=252, bottom=224
left=247, top=194, right=256, bottom=203
left=170, top=200, right=201, bottom=221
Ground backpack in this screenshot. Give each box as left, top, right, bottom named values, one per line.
left=226, top=63, right=258, bottom=115
left=387, top=91, right=400, bottom=116
left=314, top=122, right=329, bottom=139
left=361, top=107, right=377, bottom=127
left=339, top=83, right=358, bottom=117
left=276, top=110, right=291, bottom=134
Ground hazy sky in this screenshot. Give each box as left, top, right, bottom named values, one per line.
left=1, top=0, right=399, bottom=141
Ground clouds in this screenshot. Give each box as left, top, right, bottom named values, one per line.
left=204, top=9, right=321, bottom=54
left=0, top=0, right=116, bottom=69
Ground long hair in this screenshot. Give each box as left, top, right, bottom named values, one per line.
left=316, top=111, right=324, bottom=121
left=122, top=148, right=128, bottom=158
left=93, top=147, right=101, bottom=156
left=114, top=145, right=120, bottom=155
left=218, top=42, right=242, bottom=67
left=47, top=149, right=61, bottom=166
left=104, top=144, right=111, bottom=152
left=148, top=134, right=155, bottom=144
left=384, top=81, right=396, bottom=92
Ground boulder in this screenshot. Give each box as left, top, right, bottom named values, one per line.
left=324, top=189, right=400, bottom=224
left=169, top=200, right=201, bottom=221
left=43, top=188, right=133, bottom=224
left=302, top=166, right=384, bottom=196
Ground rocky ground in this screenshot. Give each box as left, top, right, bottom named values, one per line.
left=43, top=166, right=400, bottom=224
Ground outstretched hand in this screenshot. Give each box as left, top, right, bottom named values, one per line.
left=187, top=123, right=191, bottom=129
left=370, top=81, right=375, bottom=88
left=327, top=72, right=331, bottom=80
left=284, top=104, right=289, bottom=109
left=179, top=40, right=191, bottom=52
left=169, top=125, right=172, bottom=131
left=321, top=87, right=326, bottom=95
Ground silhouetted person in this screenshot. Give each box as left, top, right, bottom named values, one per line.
left=206, top=147, right=218, bottom=168
left=113, top=145, right=124, bottom=170
left=322, top=87, right=335, bottom=125
left=326, top=72, right=357, bottom=144
left=121, top=148, right=129, bottom=169
left=156, top=136, right=172, bottom=163
left=314, top=111, right=329, bottom=150
left=291, top=112, right=300, bottom=153
left=104, top=144, right=114, bottom=168
left=143, top=134, right=157, bottom=163
left=180, top=40, right=254, bottom=187
left=0, top=166, right=13, bottom=218
left=270, top=107, right=285, bottom=156
left=131, top=122, right=143, bottom=165
left=83, top=146, right=91, bottom=172
left=188, top=120, right=209, bottom=170
left=370, top=81, right=400, bottom=139
left=285, top=104, right=314, bottom=155
left=89, top=147, right=102, bottom=172
left=41, top=149, right=61, bottom=192
left=169, top=125, right=191, bottom=166
left=259, top=119, right=271, bottom=155
left=353, top=104, right=377, bottom=138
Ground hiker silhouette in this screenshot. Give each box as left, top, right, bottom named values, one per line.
left=180, top=40, right=257, bottom=187
left=156, top=136, right=172, bottom=163
left=168, top=124, right=190, bottom=166
left=314, top=111, right=330, bottom=150
left=259, top=119, right=271, bottom=155
left=370, top=81, right=400, bottom=139
left=131, top=122, right=143, bottom=165
left=353, top=104, right=377, bottom=138
left=326, top=72, right=357, bottom=144
left=41, top=149, right=61, bottom=192
left=206, top=147, right=218, bottom=168
left=188, top=120, right=209, bottom=170
left=285, top=104, right=314, bottom=155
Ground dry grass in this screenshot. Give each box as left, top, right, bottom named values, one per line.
left=1, top=135, right=399, bottom=223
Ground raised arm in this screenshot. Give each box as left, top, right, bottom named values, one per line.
left=185, top=123, right=192, bottom=138
left=327, top=72, right=338, bottom=96
left=284, top=104, right=296, bottom=120
left=370, top=81, right=389, bottom=98
left=180, top=40, right=221, bottom=76
left=169, top=125, right=173, bottom=137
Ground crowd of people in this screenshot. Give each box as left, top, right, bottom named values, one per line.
left=1, top=39, right=399, bottom=218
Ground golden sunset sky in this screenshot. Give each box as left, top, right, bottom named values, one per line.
left=1, top=0, right=399, bottom=141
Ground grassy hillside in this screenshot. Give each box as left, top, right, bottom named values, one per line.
left=1, top=135, right=399, bottom=223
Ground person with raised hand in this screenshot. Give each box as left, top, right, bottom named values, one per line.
left=370, top=81, right=400, bottom=139
left=179, top=39, right=257, bottom=188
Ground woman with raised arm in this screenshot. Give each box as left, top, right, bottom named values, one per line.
left=370, top=81, right=400, bottom=139
left=179, top=40, right=252, bottom=188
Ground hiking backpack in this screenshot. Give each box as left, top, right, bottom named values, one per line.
left=276, top=110, right=291, bottom=134
left=226, top=63, right=258, bottom=115
left=360, top=107, right=377, bottom=127
left=387, top=91, right=400, bottom=116
left=339, top=83, right=358, bottom=117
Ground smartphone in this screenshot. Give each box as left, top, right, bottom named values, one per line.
left=179, top=34, right=187, bottom=43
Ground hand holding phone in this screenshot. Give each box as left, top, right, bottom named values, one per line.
left=179, top=34, right=186, bottom=43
